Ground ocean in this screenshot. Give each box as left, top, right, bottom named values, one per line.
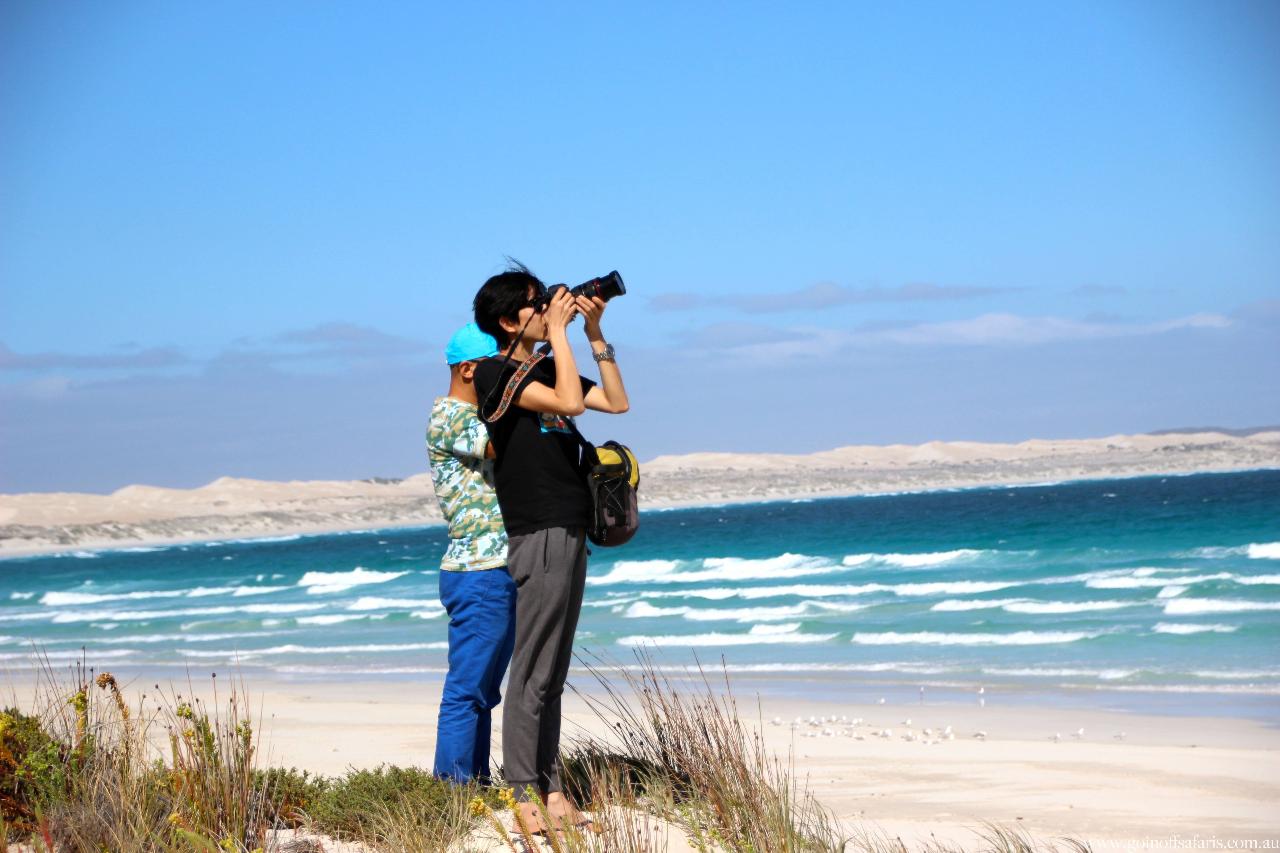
left=3, top=470, right=1278, bottom=716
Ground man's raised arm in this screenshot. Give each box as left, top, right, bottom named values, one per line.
left=577, top=295, right=629, bottom=414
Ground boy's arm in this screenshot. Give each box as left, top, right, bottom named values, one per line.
left=578, top=296, right=629, bottom=414
left=434, top=410, right=491, bottom=460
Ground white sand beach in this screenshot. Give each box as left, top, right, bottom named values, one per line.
left=2, top=430, right=1278, bottom=557
left=4, top=673, right=1276, bottom=849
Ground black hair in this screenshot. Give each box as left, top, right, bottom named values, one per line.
left=473, top=260, right=545, bottom=347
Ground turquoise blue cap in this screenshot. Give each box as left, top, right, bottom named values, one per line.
left=445, top=322, right=498, bottom=365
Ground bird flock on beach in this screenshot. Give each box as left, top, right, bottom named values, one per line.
left=765, top=688, right=1127, bottom=745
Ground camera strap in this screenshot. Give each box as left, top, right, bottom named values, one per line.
left=482, top=347, right=546, bottom=424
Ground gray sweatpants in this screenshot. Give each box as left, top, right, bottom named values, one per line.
left=501, top=526, right=587, bottom=800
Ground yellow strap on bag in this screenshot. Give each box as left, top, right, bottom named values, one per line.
left=593, top=443, right=640, bottom=488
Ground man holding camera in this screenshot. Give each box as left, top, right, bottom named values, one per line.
left=472, top=264, right=629, bottom=832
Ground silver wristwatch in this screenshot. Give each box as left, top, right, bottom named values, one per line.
left=592, top=342, right=616, bottom=363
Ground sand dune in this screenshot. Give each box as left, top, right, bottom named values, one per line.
left=2, top=430, right=1277, bottom=556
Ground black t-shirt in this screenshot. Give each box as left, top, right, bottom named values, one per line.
left=473, top=355, right=596, bottom=536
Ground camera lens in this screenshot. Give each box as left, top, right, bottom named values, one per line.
left=571, top=271, right=626, bottom=303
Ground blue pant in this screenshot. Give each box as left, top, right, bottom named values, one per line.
left=433, top=566, right=517, bottom=783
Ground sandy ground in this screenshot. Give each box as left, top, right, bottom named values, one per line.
left=6, top=673, right=1276, bottom=850
left=2, top=430, right=1279, bottom=557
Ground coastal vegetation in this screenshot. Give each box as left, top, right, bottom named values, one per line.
left=1, top=658, right=1091, bottom=853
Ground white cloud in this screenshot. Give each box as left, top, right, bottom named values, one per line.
left=681, top=312, right=1233, bottom=361
left=0, top=375, right=74, bottom=400
left=878, top=312, right=1230, bottom=346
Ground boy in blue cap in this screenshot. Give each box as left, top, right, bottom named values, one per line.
left=426, top=322, right=516, bottom=783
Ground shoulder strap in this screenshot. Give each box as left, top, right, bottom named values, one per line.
left=482, top=351, right=546, bottom=424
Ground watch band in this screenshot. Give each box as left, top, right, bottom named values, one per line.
left=592, top=342, right=616, bottom=363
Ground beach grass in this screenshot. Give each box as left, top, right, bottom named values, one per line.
left=1, top=655, right=1093, bottom=852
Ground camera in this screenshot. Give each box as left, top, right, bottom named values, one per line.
left=534, top=271, right=626, bottom=312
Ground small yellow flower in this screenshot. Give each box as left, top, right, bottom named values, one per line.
left=499, top=787, right=518, bottom=811
left=219, top=838, right=237, bottom=851
left=167, top=811, right=183, bottom=827
left=469, top=796, right=488, bottom=817
left=175, top=702, right=194, bottom=720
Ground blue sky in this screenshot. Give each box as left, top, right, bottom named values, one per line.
left=2, top=1, right=1277, bottom=493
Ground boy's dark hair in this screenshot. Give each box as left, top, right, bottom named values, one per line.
left=473, top=260, right=545, bottom=348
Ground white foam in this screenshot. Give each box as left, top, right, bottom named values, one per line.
left=1188, top=546, right=1242, bottom=559
left=1188, top=669, right=1280, bottom=679
left=617, top=623, right=838, bottom=647
left=49, top=602, right=323, bottom=623
left=347, top=597, right=441, bottom=611
left=624, top=602, right=692, bottom=618
left=590, top=553, right=838, bottom=586
left=853, top=549, right=987, bottom=568
left=851, top=630, right=1102, bottom=646
left=182, top=587, right=238, bottom=597
left=0, top=649, right=136, bottom=661
left=297, top=567, right=408, bottom=595
left=890, top=580, right=1020, bottom=596
left=1001, top=600, right=1140, bottom=614
left=1153, top=622, right=1239, bottom=635
left=9, top=592, right=34, bottom=600
left=647, top=581, right=1012, bottom=601
left=296, top=614, right=369, bottom=626
left=683, top=605, right=810, bottom=622
left=1235, top=574, right=1280, bottom=585
left=1085, top=573, right=1232, bottom=589
left=91, top=631, right=283, bottom=644
left=750, top=622, right=803, bottom=635
left=178, top=641, right=448, bottom=658
left=411, top=610, right=445, bottom=620
left=981, top=666, right=1138, bottom=680
left=1103, top=684, right=1280, bottom=695
left=206, top=534, right=302, bottom=546
left=806, top=600, right=870, bottom=614
left=624, top=599, right=865, bottom=622
left=1246, top=542, right=1280, bottom=560
left=271, top=664, right=450, bottom=675
left=239, top=603, right=323, bottom=614
left=931, top=598, right=1027, bottom=611
left=590, top=560, right=680, bottom=584
left=1157, top=586, right=1188, bottom=598
left=41, top=589, right=186, bottom=606
left=1162, top=598, right=1280, bottom=615
left=38, top=583, right=292, bottom=607
left=696, top=661, right=951, bottom=675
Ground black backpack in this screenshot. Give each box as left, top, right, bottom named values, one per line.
left=570, top=430, right=640, bottom=548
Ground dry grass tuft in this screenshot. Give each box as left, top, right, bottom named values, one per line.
left=2, top=651, right=1096, bottom=853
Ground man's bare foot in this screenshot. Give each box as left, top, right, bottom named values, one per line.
left=546, top=792, right=592, bottom=831
left=510, top=800, right=549, bottom=836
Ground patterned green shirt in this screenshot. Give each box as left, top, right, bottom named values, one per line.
left=426, top=397, right=508, bottom=571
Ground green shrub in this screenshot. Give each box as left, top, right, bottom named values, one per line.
left=253, top=766, right=330, bottom=827
left=1, top=707, right=69, bottom=835
left=307, top=765, right=499, bottom=841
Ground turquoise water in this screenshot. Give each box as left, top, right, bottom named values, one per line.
left=3, top=470, right=1278, bottom=710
